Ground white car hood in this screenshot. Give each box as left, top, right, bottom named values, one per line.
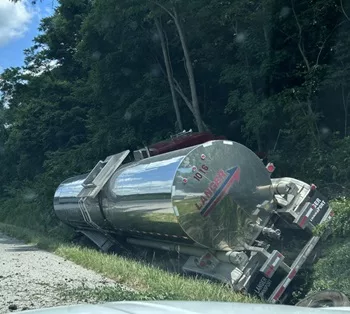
left=22, top=301, right=350, bottom=314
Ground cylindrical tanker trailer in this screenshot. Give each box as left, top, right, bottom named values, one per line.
left=54, top=134, right=333, bottom=304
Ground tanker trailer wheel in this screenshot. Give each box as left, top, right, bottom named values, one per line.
left=295, top=290, right=350, bottom=308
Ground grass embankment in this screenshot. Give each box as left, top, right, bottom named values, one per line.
left=0, top=222, right=259, bottom=304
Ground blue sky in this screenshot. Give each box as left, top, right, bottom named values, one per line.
left=0, top=0, right=58, bottom=73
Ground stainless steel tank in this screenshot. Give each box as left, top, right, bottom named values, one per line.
left=54, top=140, right=274, bottom=250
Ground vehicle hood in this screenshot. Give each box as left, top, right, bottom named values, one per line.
left=22, top=301, right=350, bottom=314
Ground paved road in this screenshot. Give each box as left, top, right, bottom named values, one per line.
left=0, top=233, right=127, bottom=313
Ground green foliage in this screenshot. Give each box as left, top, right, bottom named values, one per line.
left=2, top=0, right=349, bottom=178
left=311, top=238, right=350, bottom=296
left=323, top=198, right=350, bottom=238
left=270, top=136, right=350, bottom=198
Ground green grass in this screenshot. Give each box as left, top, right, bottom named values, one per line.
left=0, top=222, right=259, bottom=304
left=311, top=238, right=350, bottom=296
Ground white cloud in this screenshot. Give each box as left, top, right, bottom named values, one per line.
left=22, top=58, right=60, bottom=76
left=0, top=0, right=33, bottom=47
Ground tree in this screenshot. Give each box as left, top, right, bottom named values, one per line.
left=154, top=17, right=183, bottom=131
left=150, top=1, right=205, bottom=132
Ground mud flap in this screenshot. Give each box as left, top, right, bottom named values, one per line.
left=247, top=268, right=287, bottom=301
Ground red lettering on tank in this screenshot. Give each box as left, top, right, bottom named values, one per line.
left=213, top=177, right=220, bottom=187
left=204, top=188, right=213, bottom=198
left=209, top=182, right=217, bottom=191
left=214, top=170, right=226, bottom=186
left=217, top=169, right=227, bottom=180
left=195, top=169, right=228, bottom=211
left=195, top=166, right=240, bottom=217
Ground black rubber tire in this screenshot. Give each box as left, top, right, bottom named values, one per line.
left=295, top=290, right=350, bottom=308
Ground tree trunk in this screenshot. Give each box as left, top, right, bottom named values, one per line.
left=155, top=18, right=183, bottom=132
left=342, top=84, right=348, bottom=137
left=172, top=8, right=204, bottom=132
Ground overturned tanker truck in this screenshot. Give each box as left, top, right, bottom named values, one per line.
left=53, top=130, right=333, bottom=304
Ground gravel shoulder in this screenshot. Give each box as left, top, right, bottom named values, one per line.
left=0, top=232, right=128, bottom=313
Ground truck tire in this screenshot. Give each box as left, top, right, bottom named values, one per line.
left=295, top=290, right=350, bottom=308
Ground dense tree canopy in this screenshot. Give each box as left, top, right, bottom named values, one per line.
left=1, top=0, right=350, bottom=230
